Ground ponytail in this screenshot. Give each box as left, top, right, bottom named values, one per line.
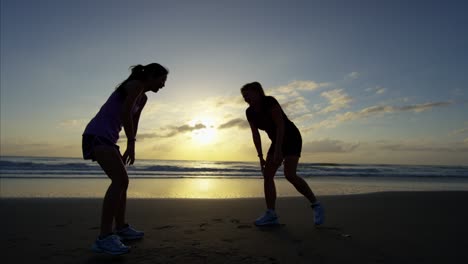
left=115, top=63, right=169, bottom=95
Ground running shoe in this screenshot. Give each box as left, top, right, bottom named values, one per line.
left=116, top=224, right=144, bottom=240
left=91, top=234, right=129, bottom=255
left=254, top=209, right=279, bottom=226
left=312, top=202, right=324, bottom=225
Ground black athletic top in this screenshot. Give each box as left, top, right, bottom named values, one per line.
left=246, top=96, right=298, bottom=142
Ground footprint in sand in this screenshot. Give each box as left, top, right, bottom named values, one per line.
left=153, top=225, right=176, bottom=230
left=317, top=226, right=352, bottom=238
left=184, top=229, right=196, bottom=235
left=199, top=223, right=210, bottom=228
left=267, top=256, right=280, bottom=264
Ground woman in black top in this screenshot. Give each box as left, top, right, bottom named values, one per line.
left=241, top=82, right=324, bottom=226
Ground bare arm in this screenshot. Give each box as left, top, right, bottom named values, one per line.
left=132, top=94, right=148, bottom=137
left=271, top=104, right=285, bottom=163
left=248, top=121, right=266, bottom=173
left=121, top=82, right=145, bottom=165
left=249, top=122, right=263, bottom=157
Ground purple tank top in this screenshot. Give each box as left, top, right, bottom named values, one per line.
left=83, top=91, right=143, bottom=144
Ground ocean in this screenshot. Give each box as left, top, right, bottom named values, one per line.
left=1, top=156, right=468, bottom=198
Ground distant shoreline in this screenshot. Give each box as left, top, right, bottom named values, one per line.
left=1, top=155, right=467, bottom=167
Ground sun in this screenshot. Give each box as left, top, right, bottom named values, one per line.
left=189, top=116, right=218, bottom=145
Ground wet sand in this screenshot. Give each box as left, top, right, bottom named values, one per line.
left=1, top=191, right=468, bottom=263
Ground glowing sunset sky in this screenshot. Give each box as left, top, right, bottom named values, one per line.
left=1, top=0, right=467, bottom=165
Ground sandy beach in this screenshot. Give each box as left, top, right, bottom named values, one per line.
left=1, top=191, right=468, bottom=264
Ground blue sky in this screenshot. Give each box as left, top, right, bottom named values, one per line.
left=1, top=0, right=467, bottom=165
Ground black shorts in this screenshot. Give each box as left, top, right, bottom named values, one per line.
left=82, top=134, right=120, bottom=161
left=267, top=126, right=302, bottom=158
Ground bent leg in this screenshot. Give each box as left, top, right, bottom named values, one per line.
left=263, top=157, right=282, bottom=210
left=93, top=146, right=129, bottom=236
left=283, top=156, right=317, bottom=204
left=115, top=191, right=127, bottom=230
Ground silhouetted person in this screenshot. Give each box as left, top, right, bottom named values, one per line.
left=82, top=63, right=168, bottom=254
left=241, top=82, right=324, bottom=226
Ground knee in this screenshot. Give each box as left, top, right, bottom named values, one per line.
left=111, top=176, right=129, bottom=190
left=284, top=171, right=298, bottom=183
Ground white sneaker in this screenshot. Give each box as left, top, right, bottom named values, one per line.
left=91, top=234, right=129, bottom=255
left=116, top=224, right=144, bottom=240
left=312, top=202, right=324, bottom=225
left=254, top=209, right=279, bottom=226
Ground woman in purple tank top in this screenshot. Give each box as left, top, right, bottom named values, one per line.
left=82, top=63, right=168, bottom=255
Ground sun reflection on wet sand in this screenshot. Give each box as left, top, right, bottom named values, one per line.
left=2, top=177, right=468, bottom=198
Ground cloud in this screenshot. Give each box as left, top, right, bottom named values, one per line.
left=58, top=119, right=87, bottom=128
left=0, top=141, right=75, bottom=157
left=302, top=119, right=334, bottom=132
left=218, top=118, right=249, bottom=130
left=399, top=102, right=452, bottom=112
left=134, top=133, right=161, bottom=140
left=451, top=127, right=468, bottom=135
left=318, top=89, right=352, bottom=114
left=265, top=80, right=328, bottom=123
left=210, top=96, right=245, bottom=108
left=338, top=101, right=453, bottom=121
left=281, top=97, right=312, bottom=120
left=366, top=86, right=386, bottom=95
left=136, top=123, right=207, bottom=139
left=209, top=80, right=330, bottom=110
left=288, top=80, right=331, bottom=91
left=346, top=72, right=360, bottom=79
left=304, top=101, right=453, bottom=132
left=270, top=80, right=330, bottom=97
left=2, top=142, right=51, bottom=149
left=376, top=88, right=387, bottom=94
left=162, top=123, right=207, bottom=138
left=149, top=142, right=173, bottom=153
left=293, top=113, right=315, bottom=123
left=303, top=139, right=359, bottom=153
left=193, top=80, right=329, bottom=127
left=443, top=128, right=468, bottom=146
left=380, top=143, right=468, bottom=153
